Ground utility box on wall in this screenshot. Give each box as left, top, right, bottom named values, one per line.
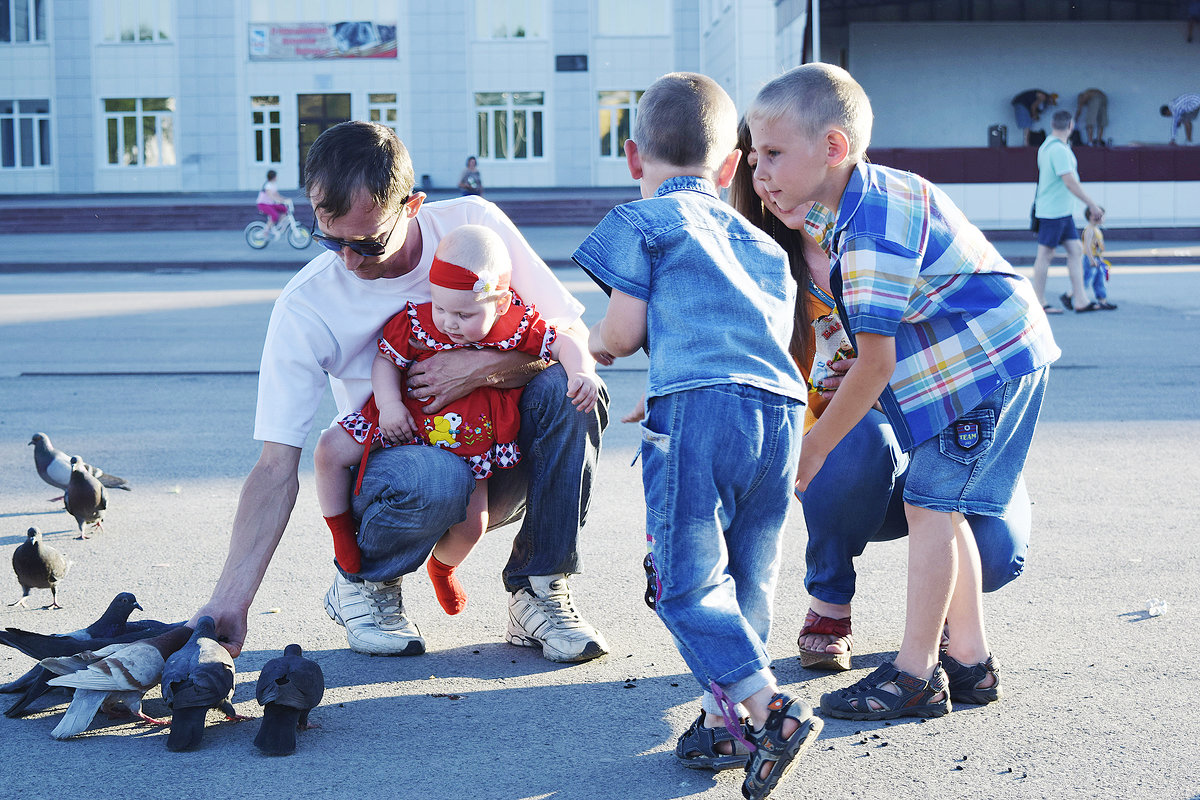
left=988, top=124, right=1007, bottom=148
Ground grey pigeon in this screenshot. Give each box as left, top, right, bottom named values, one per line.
left=29, top=433, right=131, bottom=498
left=64, top=457, right=106, bottom=538
left=9, top=527, right=69, bottom=609
left=161, top=616, right=247, bottom=751
left=42, top=625, right=192, bottom=739
left=254, top=644, right=325, bottom=755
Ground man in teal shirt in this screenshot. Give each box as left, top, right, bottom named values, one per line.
left=1031, top=109, right=1105, bottom=313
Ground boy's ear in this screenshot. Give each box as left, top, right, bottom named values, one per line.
left=714, top=149, right=742, bottom=189
left=825, top=129, right=852, bottom=168
left=624, top=139, right=644, bottom=180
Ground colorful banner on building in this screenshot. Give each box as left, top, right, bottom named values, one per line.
left=248, top=22, right=397, bottom=60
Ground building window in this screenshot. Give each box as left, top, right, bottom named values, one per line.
left=475, top=0, right=544, bottom=39
left=598, top=0, right=668, bottom=36
left=251, top=96, right=282, bottom=164
left=598, top=90, right=642, bottom=158
left=475, top=92, right=543, bottom=161
left=368, top=93, right=398, bottom=136
left=100, top=0, right=172, bottom=43
left=2, top=0, right=48, bottom=42
left=103, top=98, right=176, bottom=167
left=0, top=99, right=51, bottom=168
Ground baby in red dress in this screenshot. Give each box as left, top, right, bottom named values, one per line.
left=315, top=224, right=602, bottom=614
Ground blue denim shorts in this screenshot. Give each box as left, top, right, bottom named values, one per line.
left=903, top=366, right=1048, bottom=517
left=1037, top=214, right=1079, bottom=248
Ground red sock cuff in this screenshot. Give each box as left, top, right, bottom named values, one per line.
left=324, top=512, right=361, bottom=574
left=427, top=554, right=456, bottom=577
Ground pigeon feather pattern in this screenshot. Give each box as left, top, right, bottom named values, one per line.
left=29, top=433, right=131, bottom=493
left=161, top=617, right=241, bottom=751
left=10, top=527, right=69, bottom=609
left=254, top=643, right=325, bottom=755
left=64, top=457, right=107, bottom=538
left=43, top=625, right=192, bottom=739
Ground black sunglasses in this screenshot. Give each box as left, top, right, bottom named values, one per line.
left=310, top=197, right=409, bottom=257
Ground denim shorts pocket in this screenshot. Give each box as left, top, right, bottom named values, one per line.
left=938, top=408, right=995, bottom=465
left=639, top=421, right=671, bottom=521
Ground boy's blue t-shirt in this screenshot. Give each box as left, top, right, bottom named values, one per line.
left=573, top=176, right=805, bottom=403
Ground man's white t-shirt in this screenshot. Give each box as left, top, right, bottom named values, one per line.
left=253, top=195, right=585, bottom=448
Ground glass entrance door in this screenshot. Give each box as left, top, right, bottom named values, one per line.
left=298, top=94, right=351, bottom=184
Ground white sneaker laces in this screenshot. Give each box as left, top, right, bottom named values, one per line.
left=533, top=580, right=584, bottom=628
left=361, top=578, right=406, bottom=627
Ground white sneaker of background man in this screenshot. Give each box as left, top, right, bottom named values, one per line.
left=507, top=574, right=608, bottom=663
left=326, top=571, right=607, bottom=662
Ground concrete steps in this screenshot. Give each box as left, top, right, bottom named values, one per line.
left=0, top=189, right=640, bottom=234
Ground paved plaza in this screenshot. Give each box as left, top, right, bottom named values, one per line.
left=0, top=231, right=1198, bottom=799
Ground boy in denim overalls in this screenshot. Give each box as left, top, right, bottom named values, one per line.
left=575, top=72, right=820, bottom=800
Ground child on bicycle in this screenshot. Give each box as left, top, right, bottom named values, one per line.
left=256, top=169, right=288, bottom=231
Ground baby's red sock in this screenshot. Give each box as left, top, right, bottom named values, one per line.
left=324, top=511, right=361, bottom=574
left=427, top=555, right=467, bottom=615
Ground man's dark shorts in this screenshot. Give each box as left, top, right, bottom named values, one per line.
left=1036, top=214, right=1079, bottom=248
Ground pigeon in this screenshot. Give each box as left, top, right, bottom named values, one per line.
left=0, top=596, right=178, bottom=716
left=29, top=433, right=131, bottom=499
left=254, top=644, right=325, bottom=755
left=1, top=622, right=181, bottom=718
left=160, top=616, right=247, bottom=751
left=41, top=625, right=192, bottom=739
left=9, top=527, right=69, bottom=609
left=71, top=592, right=144, bottom=639
left=64, top=457, right=106, bottom=538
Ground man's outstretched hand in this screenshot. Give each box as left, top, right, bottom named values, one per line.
left=189, top=603, right=248, bottom=658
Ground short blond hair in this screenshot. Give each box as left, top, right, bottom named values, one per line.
left=434, top=224, right=512, bottom=299
left=633, top=72, right=738, bottom=170
left=749, top=63, right=873, bottom=162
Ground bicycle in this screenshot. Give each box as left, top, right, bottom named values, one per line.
left=244, top=198, right=312, bottom=250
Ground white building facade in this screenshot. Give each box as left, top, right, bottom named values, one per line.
left=0, top=0, right=778, bottom=196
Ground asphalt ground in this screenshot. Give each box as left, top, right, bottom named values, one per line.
left=0, top=236, right=1198, bottom=799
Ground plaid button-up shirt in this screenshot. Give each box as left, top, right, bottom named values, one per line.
left=805, top=162, right=1060, bottom=450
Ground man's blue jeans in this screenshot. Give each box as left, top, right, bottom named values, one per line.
left=797, top=408, right=1030, bottom=606
left=350, top=364, right=609, bottom=592
left=643, top=385, right=803, bottom=705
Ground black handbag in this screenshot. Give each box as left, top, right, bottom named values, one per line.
left=1030, top=202, right=1039, bottom=233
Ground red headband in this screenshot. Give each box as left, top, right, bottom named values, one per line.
left=429, top=255, right=510, bottom=294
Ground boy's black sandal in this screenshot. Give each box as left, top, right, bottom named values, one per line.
left=674, top=708, right=751, bottom=771
left=819, top=662, right=952, bottom=721
left=741, top=693, right=823, bottom=800
left=940, top=652, right=1002, bottom=705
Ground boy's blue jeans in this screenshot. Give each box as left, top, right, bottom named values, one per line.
left=798, top=407, right=1030, bottom=606
left=349, top=364, right=608, bottom=593
left=1084, top=258, right=1108, bottom=301
left=641, top=384, right=803, bottom=711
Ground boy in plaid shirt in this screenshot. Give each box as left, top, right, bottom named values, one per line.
left=749, top=63, right=1059, bottom=719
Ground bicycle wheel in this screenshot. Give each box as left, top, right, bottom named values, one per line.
left=244, top=221, right=270, bottom=249
left=287, top=223, right=312, bottom=249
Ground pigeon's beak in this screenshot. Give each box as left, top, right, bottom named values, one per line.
left=134, top=603, right=143, bottom=611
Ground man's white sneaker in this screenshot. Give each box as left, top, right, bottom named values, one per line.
left=324, top=572, right=425, bottom=656
left=506, top=574, right=608, bottom=663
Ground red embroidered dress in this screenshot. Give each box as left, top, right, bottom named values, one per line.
left=338, top=291, right=556, bottom=479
